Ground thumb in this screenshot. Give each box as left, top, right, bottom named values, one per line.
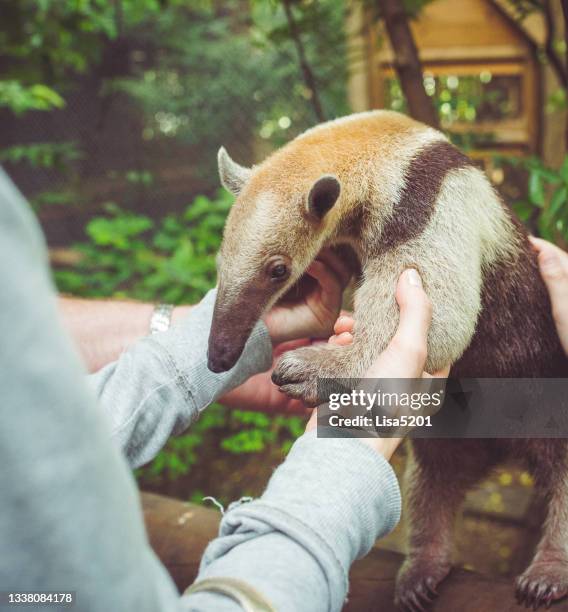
left=535, top=243, right=568, bottom=310
left=387, top=269, right=433, bottom=376
left=533, top=241, right=568, bottom=351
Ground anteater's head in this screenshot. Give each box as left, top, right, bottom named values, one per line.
left=207, top=111, right=444, bottom=373
left=207, top=144, right=345, bottom=373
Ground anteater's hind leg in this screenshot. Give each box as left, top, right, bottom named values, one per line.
left=395, top=439, right=500, bottom=612
left=516, top=439, right=568, bottom=609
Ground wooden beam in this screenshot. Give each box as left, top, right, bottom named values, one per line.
left=141, top=492, right=568, bottom=610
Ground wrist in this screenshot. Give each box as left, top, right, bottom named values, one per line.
left=360, top=436, right=403, bottom=461
left=171, top=305, right=192, bottom=326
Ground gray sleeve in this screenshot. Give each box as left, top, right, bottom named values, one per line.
left=88, top=289, right=273, bottom=468
left=0, top=168, right=185, bottom=612
left=183, top=431, right=402, bottom=612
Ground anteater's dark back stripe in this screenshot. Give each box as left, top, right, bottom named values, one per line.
left=379, top=141, right=472, bottom=252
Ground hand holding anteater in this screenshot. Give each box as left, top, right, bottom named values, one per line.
left=307, top=268, right=450, bottom=460
left=531, top=236, right=568, bottom=355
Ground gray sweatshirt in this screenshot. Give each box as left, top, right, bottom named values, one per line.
left=0, top=167, right=401, bottom=612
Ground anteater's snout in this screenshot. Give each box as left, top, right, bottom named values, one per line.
left=208, top=286, right=268, bottom=374
left=207, top=344, right=240, bottom=373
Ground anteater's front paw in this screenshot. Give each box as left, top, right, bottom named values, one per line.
left=395, top=557, right=451, bottom=612
left=516, top=557, right=568, bottom=609
left=271, top=346, right=325, bottom=406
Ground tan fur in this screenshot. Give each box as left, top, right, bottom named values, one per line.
left=214, top=110, right=516, bottom=388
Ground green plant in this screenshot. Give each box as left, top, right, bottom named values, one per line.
left=55, top=190, right=231, bottom=303
left=0, top=81, right=65, bottom=114
left=0, top=142, right=82, bottom=169
left=495, top=155, right=568, bottom=243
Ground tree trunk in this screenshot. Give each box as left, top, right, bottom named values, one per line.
left=282, top=0, right=325, bottom=123
left=379, top=0, right=439, bottom=129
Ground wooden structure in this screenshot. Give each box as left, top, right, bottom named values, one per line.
left=346, top=0, right=565, bottom=166
left=142, top=492, right=568, bottom=611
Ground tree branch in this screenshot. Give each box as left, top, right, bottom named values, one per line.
left=378, top=0, right=439, bottom=129
left=282, top=0, right=325, bottom=123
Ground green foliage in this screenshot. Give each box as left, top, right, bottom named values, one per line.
left=55, top=191, right=232, bottom=303
left=547, top=88, right=567, bottom=113
left=141, top=403, right=303, bottom=481
left=0, top=0, right=166, bottom=84
left=386, top=72, right=515, bottom=149
left=111, top=0, right=348, bottom=162
left=2, top=0, right=349, bottom=222
left=30, top=190, right=79, bottom=209
left=222, top=411, right=275, bottom=453
left=220, top=411, right=304, bottom=455
left=0, top=142, right=82, bottom=169
left=0, top=81, right=65, bottom=114
left=496, top=154, right=568, bottom=242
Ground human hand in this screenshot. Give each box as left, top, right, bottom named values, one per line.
left=219, top=304, right=353, bottom=417
left=529, top=236, right=568, bottom=355
left=219, top=338, right=311, bottom=415
left=262, top=249, right=351, bottom=345
left=306, top=269, right=450, bottom=460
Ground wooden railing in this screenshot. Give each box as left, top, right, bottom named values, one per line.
left=142, top=492, right=566, bottom=611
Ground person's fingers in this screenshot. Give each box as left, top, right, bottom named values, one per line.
left=334, top=315, right=354, bottom=335
left=528, top=237, right=568, bottom=354
left=389, top=269, right=432, bottom=372
left=420, top=364, right=450, bottom=380
left=328, top=332, right=353, bottom=346
left=315, top=248, right=352, bottom=289
left=432, top=365, right=451, bottom=378
left=531, top=240, right=568, bottom=348
left=365, top=269, right=432, bottom=379
left=537, top=244, right=568, bottom=283
left=273, top=338, right=311, bottom=357
left=529, top=236, right=561, bottom=255
left=332, top=331, right=354, bottom=346
left=305, top=259, right=342, bottom=308
left=528, top=235, right=546, bottom=251
left=530, top=238, right=568, bottom=294
left=529, top=236, right=568, bottom=271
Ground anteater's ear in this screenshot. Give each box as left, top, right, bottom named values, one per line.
left=306, top=175, right=341, bottom=220
left=218, top=147, right=252, bottom=196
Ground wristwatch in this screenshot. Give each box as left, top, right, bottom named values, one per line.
left=150, top=303, right=174, bottom=335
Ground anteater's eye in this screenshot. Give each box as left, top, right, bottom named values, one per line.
left=271, top=263, right=288, bottom=280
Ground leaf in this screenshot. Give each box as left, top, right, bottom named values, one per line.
left=537, top=215, right=555, bottom=241
left=549, top=185, right=568, bottom=218
left=512, top=201, right=533, bottom=222
left=560, top=157, right=568, bottom=183
left=537, top=167, right=561, bottom=184
left=528, top=171, right=545, bottom=207
left=29, top=84, right=65, bottom=109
